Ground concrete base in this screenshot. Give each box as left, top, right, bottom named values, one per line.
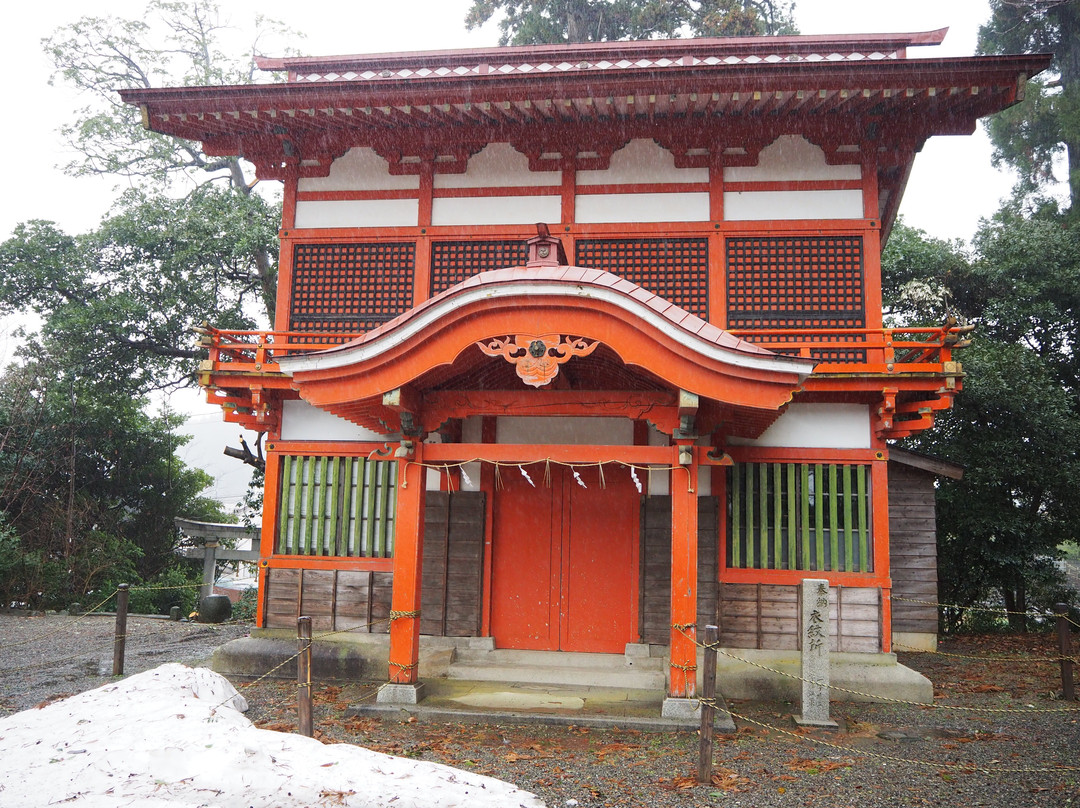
left=377, top=682, right=427, bottom=705
left=661, top=697, right=700, bottom=720
left=794, top=715, right=839, bottom=729
left=713, top=649, right=933, bottom=704
left=893, top=632, right=938, bottom=652
left=211, top=632, right=454, bottom=681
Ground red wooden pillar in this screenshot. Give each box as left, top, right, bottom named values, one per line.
left=871, top=456, right=892, bottom=653
left=669, top=442, right=699, bottom=698
left=387, top=442, right=427, bottom=684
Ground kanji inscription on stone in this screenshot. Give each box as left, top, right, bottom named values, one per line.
left=796, top=578, right=838, bottom=728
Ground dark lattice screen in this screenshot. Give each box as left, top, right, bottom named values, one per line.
left=290, top=242, right=416, bottom=334
left=430, top=241, right=529, bottom=295
left=575, top=238, right=709, bottom=319
left=726, top=236, right=865, bottom=362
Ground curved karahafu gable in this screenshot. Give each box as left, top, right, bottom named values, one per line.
left=278, top=266, right=816, bottom=416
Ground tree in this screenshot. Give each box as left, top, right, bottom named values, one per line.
left=0, top=359, right=229, bottom=610
left=42, top=0, right=299, bottom=322
left=0, top=186, right=277, bottom=392
left=883, top=217, right=1080, bottom=626
left=978, top=1, right=1080, bottom=209
left=465, top=0, right=797, bottom=45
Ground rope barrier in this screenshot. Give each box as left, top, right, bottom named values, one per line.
left=725, top=709, right=1080, bottom=774
left=3, top=589, right=120, bottom=649
left=388, top=610, right=421, bottom=622
left=891, top=595, right=1080, bottom=630
left=684, top=631, right=1080, bottom=713
left=894, top=642, right=1079, bottom=664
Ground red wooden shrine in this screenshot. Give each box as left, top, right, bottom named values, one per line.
left=123, top=29, right=1048, bottom=707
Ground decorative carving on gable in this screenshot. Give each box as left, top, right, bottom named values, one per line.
left=477, top=335, right=599, bottom=388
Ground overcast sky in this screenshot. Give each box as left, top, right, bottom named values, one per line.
left=0, top=0, right=1040, bottom=505
left=1, top=0, right=1039, bottom=244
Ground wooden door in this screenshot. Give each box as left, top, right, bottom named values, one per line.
left=491, top=465, right=639, bottom=653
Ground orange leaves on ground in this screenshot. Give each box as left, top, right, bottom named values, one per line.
left=710, top=768, right=753, bottom=791
left=255, top=720, right=296, bottom=733
left=785, top=756, right=853, bottom=774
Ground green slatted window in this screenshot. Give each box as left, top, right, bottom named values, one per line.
left=727, top=462, right=871, bottom=573
left=277, top=456, right=396, bottom=557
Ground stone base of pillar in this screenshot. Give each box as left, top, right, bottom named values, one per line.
left=793, top=715, right=839, bottom=729
left=376, top=682, right=427, bottom=705
left=660, top=697, right=700, bottom=720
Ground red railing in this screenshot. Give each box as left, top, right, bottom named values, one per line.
left=197, top=323, right=968, bottom=379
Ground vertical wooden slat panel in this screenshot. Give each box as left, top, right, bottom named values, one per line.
left=731, top=466, right=742, bottom=568
left=303, top=457, right=317, bottom=555
left=363, top=458, right=377, bottom=556
left=828, top=464, right=839, bottom=571
left=278, top=455, right=293, bottom=554
left=772, top=463, right=782, bottom=569
left=328, top=458, right=341, bottom=556
left=376, top=460, right=392, bottom=557
left=758, top=462, right=769, bottom=569
left=800, top=464, right=811, bottom=570
left=746, top=463, right=756, bottom=568
left=814, top=463, right=825, bottom=571
left=843, top=464, right=854, bottom=572
left=857, top=464, right=869, bottom=572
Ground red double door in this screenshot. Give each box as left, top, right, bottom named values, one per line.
left=491, top=464, right=639, bottom=653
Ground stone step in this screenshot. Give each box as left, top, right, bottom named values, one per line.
left=447, top=659, right=666, bottom=689
left=451, top=648, right=665, bottom=671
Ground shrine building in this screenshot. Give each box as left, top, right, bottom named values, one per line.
left=123, top=29, right=1047, bottom=714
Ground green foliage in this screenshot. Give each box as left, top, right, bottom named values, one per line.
left=42, top=0, right=296, bottom=323
left=0, top=358, right=229, bottom=610
left=125, top=565, right=202, bottom=616
left=978, top=0, right=1080, bottom=208
left=466, top=0, right=796, bottom=45
left=0, top=187, right=278, bottom=392
left=885, top=217, right=1080, bottom=624
left=232, top=587, right=258, bottom=621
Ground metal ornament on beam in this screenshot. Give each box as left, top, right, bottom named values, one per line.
left=477, top=335, right=599, bottom=388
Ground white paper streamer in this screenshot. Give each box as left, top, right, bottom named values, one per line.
left=573, top=469, right=587, bottom=489
left=630, top=466, right=642, bottom=494
left=519, top=465, right=535, bottom=487
left=460, top=466, right=473, bottom=488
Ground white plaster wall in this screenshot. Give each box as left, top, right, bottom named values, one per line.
left=723, top=189, right=863, bottom=221
left=728, top=403, right=871, bottom=448
left=435, top=142, right=561, bottom=188
left=293, top=199, right=419, bottom=228
left=297, top=147, right=420, bottom=192
left=647, top=422, right=670, bottom=496
left=431, top=195, right=561, bottom=226
left=280, top=400, right=390, bottom=441
left=724, top=135, right=861, bottom=183
left=577, top=139, right=709, bottom=185
left=496, top=416, right=633, bottom=445
left=575, top=192, right=710, bottom=223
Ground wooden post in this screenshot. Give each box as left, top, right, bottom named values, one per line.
left=697, top=624, right=719, bottom=784
left=386, top=444, right=427, bottom=695
left=112, top=583, right=129, bottom=676
left=1056, top=603, right=1075, bottom=701
left=297, top=615, right=313, bottom=736
left=668, top=450, right=699, bottom=700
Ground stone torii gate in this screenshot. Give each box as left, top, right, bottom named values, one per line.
left=174, top=518, right=260, bottom=600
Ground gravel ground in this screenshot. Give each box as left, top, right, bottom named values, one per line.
left=0, top=611, right=252, bottom=714
left=2, top=616, right=1077, bottom=807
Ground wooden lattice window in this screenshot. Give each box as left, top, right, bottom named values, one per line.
left=575, top=238, right=709, bottom=319
left=430, top=240, right=529, bottom=295
left=726, top=236, right=865, bottom=361
left=290, top=242, right=415, bottom=334
left=727, top=462, right=872, bottom=573
left=277, top=456, right=396, bottom=557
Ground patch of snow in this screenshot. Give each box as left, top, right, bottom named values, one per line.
left=0, top=663, right=545, bottom=807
